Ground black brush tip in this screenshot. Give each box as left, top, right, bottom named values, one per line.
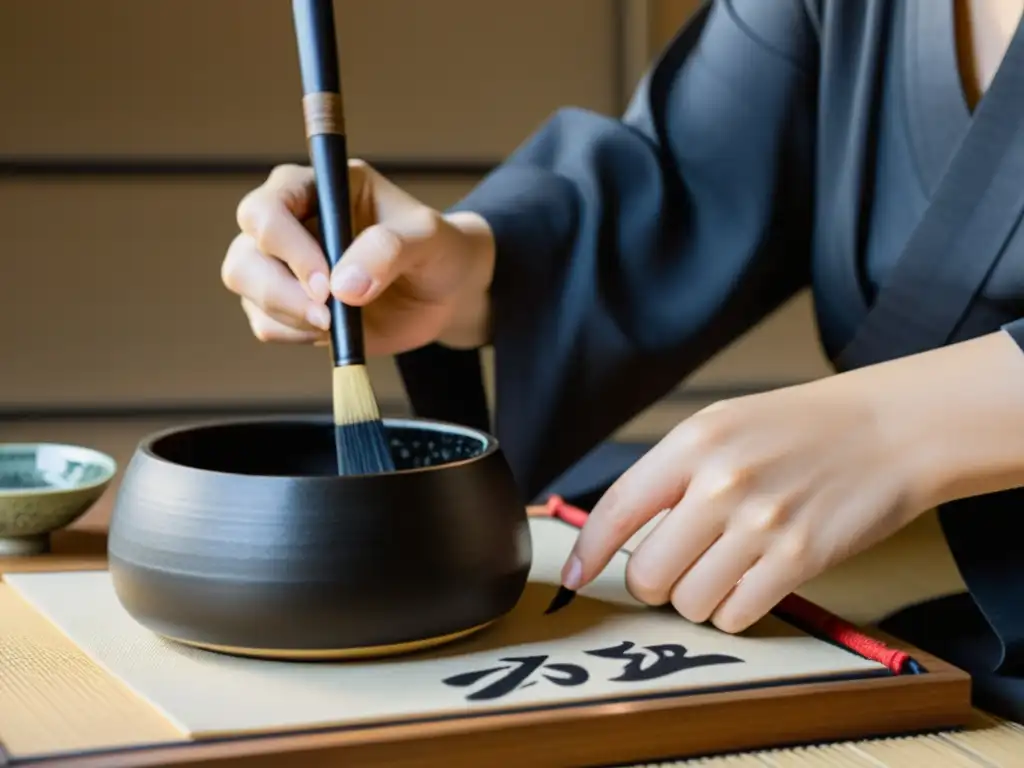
left=544, top=585, right=577, bottom=615
left=334, top=419, right=396, bottom=475
left=904, top=658, right=927, bottom=675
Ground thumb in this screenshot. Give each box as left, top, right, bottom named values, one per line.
left=330, top=208, right=441, bottom=306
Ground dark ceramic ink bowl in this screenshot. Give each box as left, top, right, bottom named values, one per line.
left=107, top=416, right=531, bottom=660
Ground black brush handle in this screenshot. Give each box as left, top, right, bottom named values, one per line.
left=291, top=0, right=363, bottom=366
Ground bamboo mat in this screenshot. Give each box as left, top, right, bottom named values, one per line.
left=645, top=712, right=1024, bottom=766
left=0, top=584, right=184, bottom=757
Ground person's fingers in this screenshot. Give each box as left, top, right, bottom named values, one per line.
left=236, top=165, right=330, bottom=303
left=241, top=298, right=328, bottom=344
left=261, top=163, right=318, bottom=218
left=330, top=207, right=442, bottom=306
left=562, top=421, right=712, bottom=590
left=621, top=468, right=741, bottom=607
left=223, top=234, right=331, bottom=331
left=666, top=493, right=792, bottom=623
left=708, top=525, right=818, bottom=634
left=667, top=527, right=763, bottom=625
left=347, top=158, right=423, bottom=223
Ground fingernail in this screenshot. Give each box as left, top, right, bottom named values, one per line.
left=306, top=305, right=331, bottom=330
left=331, top=264, right=372, bottom=298
left=562, top=555, right=583, bottom=590
left=307, top=272, right=330, bottom=303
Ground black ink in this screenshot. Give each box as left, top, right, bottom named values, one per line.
left=585, top=641, right=743, bottom=682
left=544, top=585, right=577, bottom=615
left=442, top=655, right=590, bottom=700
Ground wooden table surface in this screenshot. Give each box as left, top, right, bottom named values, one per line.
left=3, top=416, right=1024, bottom=767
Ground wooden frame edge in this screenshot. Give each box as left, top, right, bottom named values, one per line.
left=17, top=650, right=970, bottom=768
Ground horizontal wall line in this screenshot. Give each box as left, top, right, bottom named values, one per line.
left=0, top=156, right=498, bottom=179
left=0, top=381, right=805, bottom=422
left=0, top=399, right=414, bottom=423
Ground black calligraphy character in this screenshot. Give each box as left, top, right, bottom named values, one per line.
left=442, top=655, right=590, bottom=701
left=585, top=641, right=743, bottom=682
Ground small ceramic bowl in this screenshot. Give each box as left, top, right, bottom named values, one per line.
left=0, top=443, right=117, bottom=556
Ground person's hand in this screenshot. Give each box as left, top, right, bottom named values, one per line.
left=559, top=373, right=934, bottom=634
left=221, top=162, right=496, bottom=354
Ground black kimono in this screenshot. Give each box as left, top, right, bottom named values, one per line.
left=396, top=0, right=1024, bottom=721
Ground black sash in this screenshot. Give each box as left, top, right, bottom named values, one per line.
left=838, top=16, right=1024, bottom=696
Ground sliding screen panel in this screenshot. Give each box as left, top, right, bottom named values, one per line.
left=0, top=176, right=479, bottom=410
left=0, top=0, right=620, bottom=160
left=0, top=173, right=832, bottom=412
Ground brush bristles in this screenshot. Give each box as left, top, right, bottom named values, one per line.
left=332, top=365, right=383, bottom=425
left=331, top=365, right=396, bottom=475
left=544, top=586, right=577, bottom=615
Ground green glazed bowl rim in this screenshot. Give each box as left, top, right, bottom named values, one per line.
left=0, top=442, right=118, bottom=499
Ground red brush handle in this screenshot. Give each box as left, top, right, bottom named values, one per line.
left=538, top=494, right=921, bottom=675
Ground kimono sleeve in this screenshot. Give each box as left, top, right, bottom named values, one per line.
left=398, top=0, right=821, bottom=500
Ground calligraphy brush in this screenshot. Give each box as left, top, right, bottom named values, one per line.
left=545, top=585, right=577, bottom=615
left=291, top=0, right=395, bottom=476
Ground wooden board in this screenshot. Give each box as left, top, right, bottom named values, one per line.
left=0, top=516, right=969, bottom=767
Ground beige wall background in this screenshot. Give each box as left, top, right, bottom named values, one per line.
left=0, top=0, right=831, bottom=419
